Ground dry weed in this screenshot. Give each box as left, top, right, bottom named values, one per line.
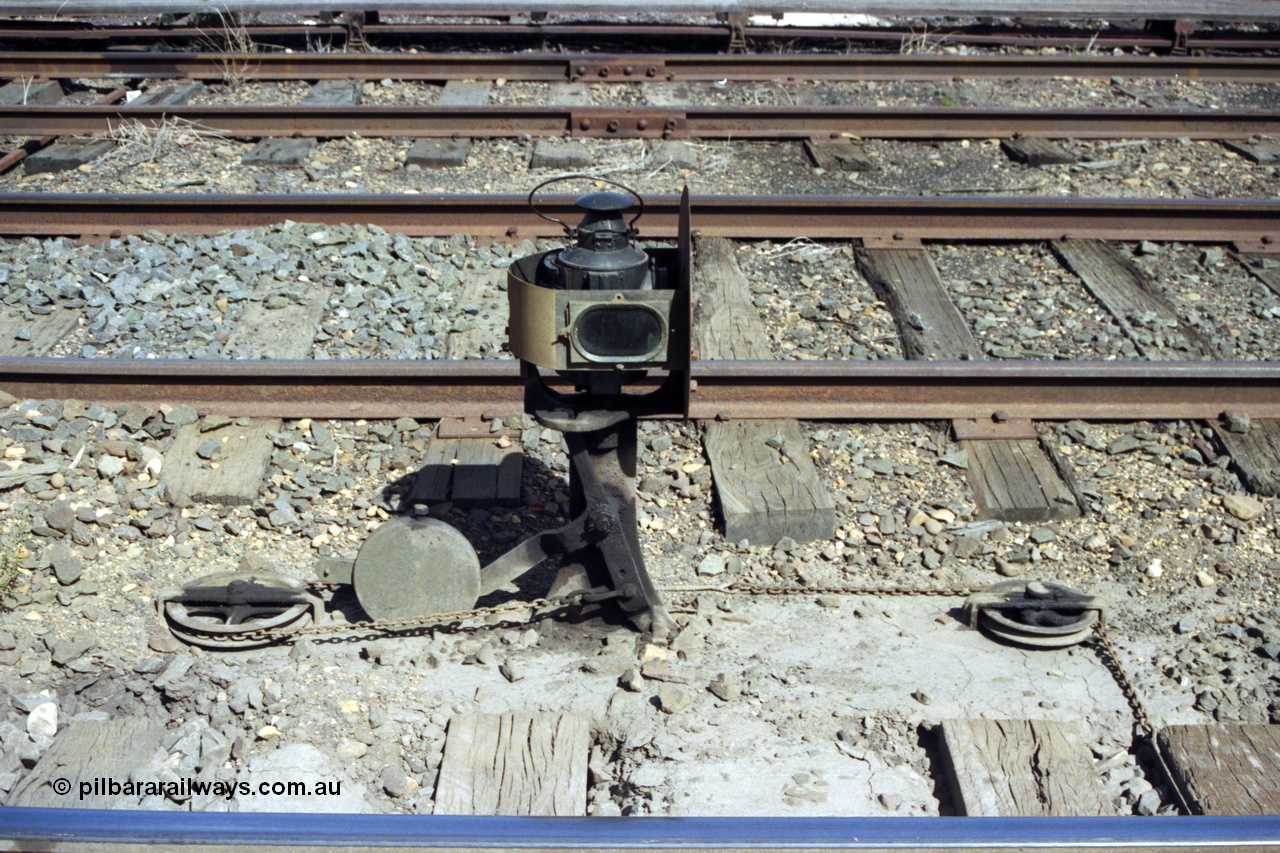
left=0, top=512, right=31, bottom=606
left=96, top=116, right=228, bottom=165
left=193, top=7, right=258, bottom=89
left=899, top=25, right=946, bottom=55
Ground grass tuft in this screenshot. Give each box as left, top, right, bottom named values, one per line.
left=193, top=6, right=258, bottom=89
left=97, top=116, right=228, bottom=166
left=0, top=513, right=32, bottom=605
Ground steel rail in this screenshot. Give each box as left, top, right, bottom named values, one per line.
left=0, top=86, right=127, bottom=174
left=2, top=808, right=1280, bottom=851
left=5, top=104, right=1278, bottom=141
left=3, top=0, right=1279, bottom=21
left=3, top=358, right=1280, bottom=421
left=3, top=51, right=1280, bottom=83
left=1, top=20, right=1276, bottom=52
left=1, top=194, right=1276, bottom=245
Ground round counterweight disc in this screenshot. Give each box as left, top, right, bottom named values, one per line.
left=352, top=516, right=482, bottom=621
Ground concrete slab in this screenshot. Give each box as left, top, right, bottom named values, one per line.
left=619, top=594, right=1132, bottom=816
left=547, top=83, right=592, bottom=105
left=239, top=744, right=372, bottom=813
left=643, top=82, right=700, bottom=107
left=438, top=80, right=492, bottom=107
left=243, top=137, right=317, bottom=167
left=406, top=138, right=470, bottom=169
left=23, top=137, right=115, bottom=175
left=651, top=140, right=698, bottom=170
left=530, top=138, right=593, bottom=171
left=636, top=711, right=934, bottom=817
left=303, top=78, right=363, bottom=105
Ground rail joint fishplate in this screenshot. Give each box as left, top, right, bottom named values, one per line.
left=571, top=109, right=686, bottom=139
left=569, top=59, right=667, bottom=82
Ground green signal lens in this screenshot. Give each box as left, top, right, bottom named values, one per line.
left=572, top=303, right=665, bottom=362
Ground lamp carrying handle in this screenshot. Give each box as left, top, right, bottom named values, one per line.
left=527, top=175, right=644, bottom=236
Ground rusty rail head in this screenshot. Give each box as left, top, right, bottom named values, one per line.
left=2, top=357, right=1279, bottom=422
left=0, top=358, right=527, bottom=420
left=0, top=51, right=1279, bottom=83
left=2, top=104, right=1277, bottom=141
left=1, top=194, right=1276, bottom=246
left=3, top=0, right=1280, bottom=22
left=687, top=360, right=1280, bottom=421
left=2, top=20, right=1277, bottom=52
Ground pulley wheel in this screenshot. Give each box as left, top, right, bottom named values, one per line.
left=159, top=571, right=320, bottom=650
left=352, top=516, right=481, bottom=621
left=965, top=579, right=1103, bottom=649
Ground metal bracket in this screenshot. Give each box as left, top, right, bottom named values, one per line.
left=1172, top=19, right=1195, bottom=55
left=338, top=10, right=378, bottom=50
left=569, top=60, right=667, bottom=82
left=953, top=417, right=1038, bottom=441
left=314, top=556, right=354, bottom=585
left=723, top=13, right=748, bottom=53
left=571, top=109, right=685, bottom=139
left=436, top=416, right=520, bottom=439
left=466, top=413, right=670, bottom=635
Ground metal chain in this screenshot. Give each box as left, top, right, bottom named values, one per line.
left=1091, top=623, right=1156, bottom=741
left=174, top=576, right=1155, bottom=739
left=726, top=580, right=973, bottom=597
left=196, top=580, right=973, bottom=645
left=173, top=589, right=602, bottom=647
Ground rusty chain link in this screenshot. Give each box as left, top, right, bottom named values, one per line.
left=726, top=580, right=973, bottom=598
left=184, top=579, right=973, bottom=647
left=1091, top=623, right=1156, bottom=741
left=172, top=575, right=1153, bottom=739
left=170, top=587, right=610, bottom=648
